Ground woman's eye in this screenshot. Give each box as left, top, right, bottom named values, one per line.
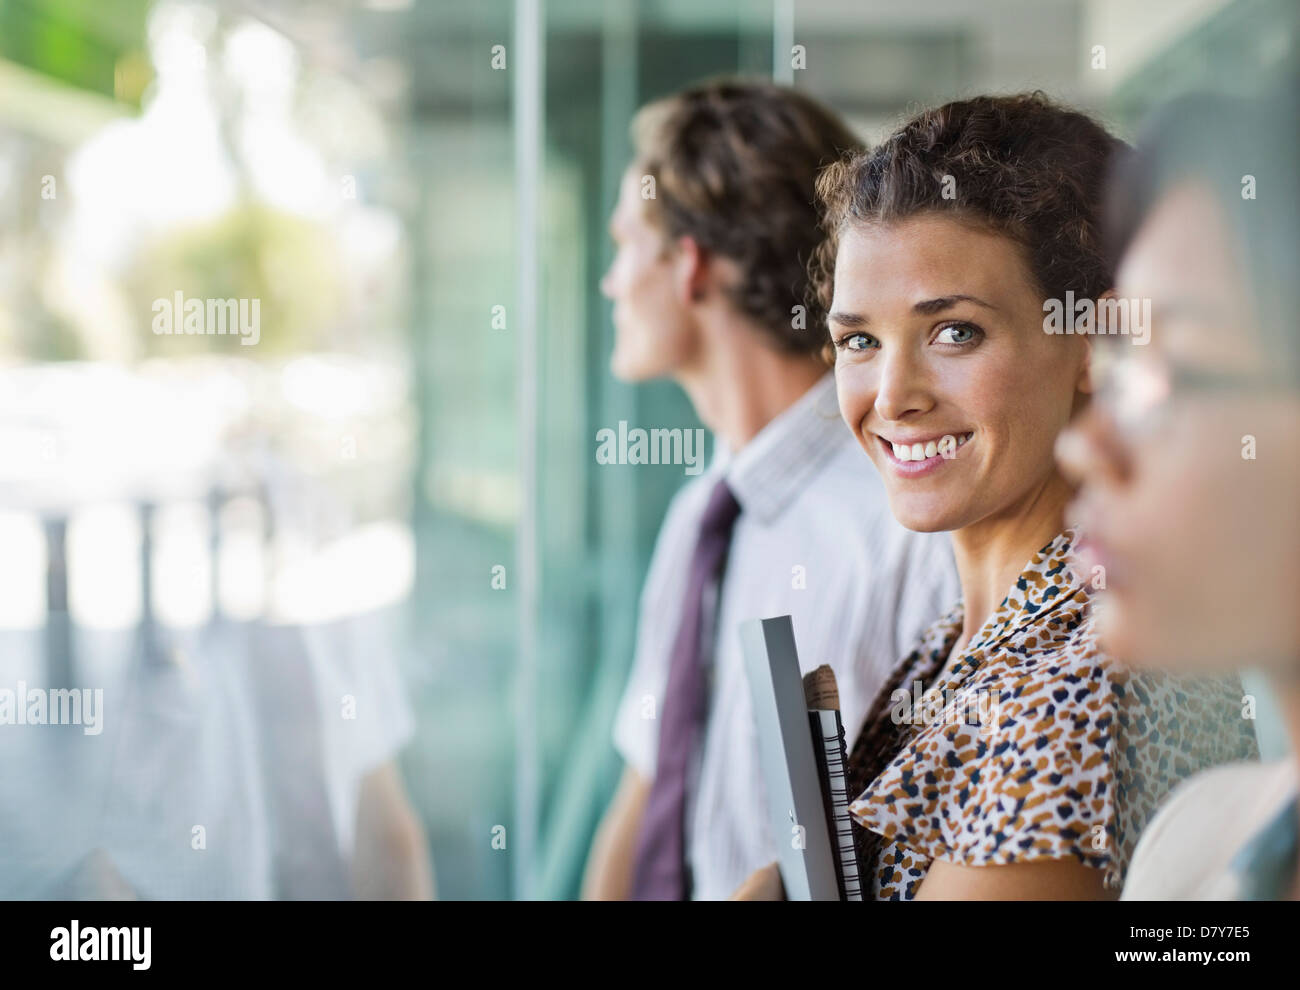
left=936, top=323, right=979, bottom=345
left=840, top=332, right=876, bottom=352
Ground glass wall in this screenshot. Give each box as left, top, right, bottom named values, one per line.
left=1, top=0, right=1294, bottom=901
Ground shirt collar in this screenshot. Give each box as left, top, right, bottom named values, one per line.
left=1230, top=790, right=1299, bottom=900
left=718, top=373, right=846, bottom=524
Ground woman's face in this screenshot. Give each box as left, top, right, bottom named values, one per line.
left=1057, top=181, right=1300, bottom=673
left=831, top=213, right=1089, bottom=533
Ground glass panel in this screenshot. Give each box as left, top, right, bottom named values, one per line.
left=400, top=0, right=518, bottom=900
left=3, top=0, right=1292, bottom=904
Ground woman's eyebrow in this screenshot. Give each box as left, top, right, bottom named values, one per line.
left=913, top=294, right=998, bottom=314
left=828, top=310, right=868, bottom=327
left=830, top=295, right=998, bottom=326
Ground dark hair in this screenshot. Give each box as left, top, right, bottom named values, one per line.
left=811, top=92, right=1125, bottom=352
left=1105, top=85, right=1300, bottom=382
left=632, top=78, right=863, bottom=355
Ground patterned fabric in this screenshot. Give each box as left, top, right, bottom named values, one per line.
left=844, top=529, right=1259, bottom=900
left=1120, top=759, right=1293, bottom=900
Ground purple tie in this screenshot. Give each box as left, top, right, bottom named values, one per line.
left=631, top=478, right=742, bottom=900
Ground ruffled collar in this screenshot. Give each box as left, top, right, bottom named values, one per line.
left=920, top=528, right=1088, bottom=694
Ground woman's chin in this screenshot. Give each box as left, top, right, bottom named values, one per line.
left=885, top=495, right=967, bottom=534
left=1092, top=598, right=1142, bottom=666
left=1094, top=595, right=1209, bottom=672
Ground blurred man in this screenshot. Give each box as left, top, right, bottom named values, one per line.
left=583, top=79, right=959, bottom=900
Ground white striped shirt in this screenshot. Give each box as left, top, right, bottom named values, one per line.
left=612, top=372, right=960, bottom=899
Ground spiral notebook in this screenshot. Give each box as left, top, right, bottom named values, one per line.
left=739, top=615, right=864, bottom=901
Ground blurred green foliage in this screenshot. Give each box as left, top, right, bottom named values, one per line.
left=125, top=201, right=345, bottom=355
left=0, top=0, right=152, bottom=106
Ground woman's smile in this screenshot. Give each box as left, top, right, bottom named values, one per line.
left=874, top=430, right=974, bottom=477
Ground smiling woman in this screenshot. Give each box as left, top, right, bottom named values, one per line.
left=733, top=93, right=1262, bottom=901
left=827, top=212, right=1084, bottom=534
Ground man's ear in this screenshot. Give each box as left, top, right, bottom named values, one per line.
left=672, top=235, right=708, bottom=305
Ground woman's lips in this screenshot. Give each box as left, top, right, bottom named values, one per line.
left=875, top=431, right=972, bottom=478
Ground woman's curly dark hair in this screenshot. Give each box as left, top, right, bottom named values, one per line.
left=810, top=92, right=1126, bottom=361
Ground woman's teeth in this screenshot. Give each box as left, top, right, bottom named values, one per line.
left=889, top=432, right=972, bottom=461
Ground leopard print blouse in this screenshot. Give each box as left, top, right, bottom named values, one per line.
left=844, top=529, right=1260, bottom=900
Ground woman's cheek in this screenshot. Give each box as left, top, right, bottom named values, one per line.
left=834, top=362, right=874, bottom=437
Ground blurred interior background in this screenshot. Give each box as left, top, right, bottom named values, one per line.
left=0, top=0, right=1295, bottom=899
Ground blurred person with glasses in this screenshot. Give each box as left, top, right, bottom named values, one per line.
left=1056, top=86, right=1300, bottom=899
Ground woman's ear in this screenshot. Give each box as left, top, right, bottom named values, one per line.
left=1077, top=288, right=1121, bottom=397
left=1094, top=288, right=1120, bottom=336
left=1077, top=333, right=1095, bottom=396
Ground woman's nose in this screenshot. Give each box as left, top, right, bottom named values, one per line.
left=874, top=351, right=932, bottom=423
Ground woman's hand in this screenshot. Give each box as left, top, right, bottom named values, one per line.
left=729, top=861, right=785, bottom=900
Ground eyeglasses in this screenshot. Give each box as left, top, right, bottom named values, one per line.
left=1090, top=339, right=1297, bottom=436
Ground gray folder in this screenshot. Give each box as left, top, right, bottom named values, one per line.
left=739, top=615, right=842, bottom=901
